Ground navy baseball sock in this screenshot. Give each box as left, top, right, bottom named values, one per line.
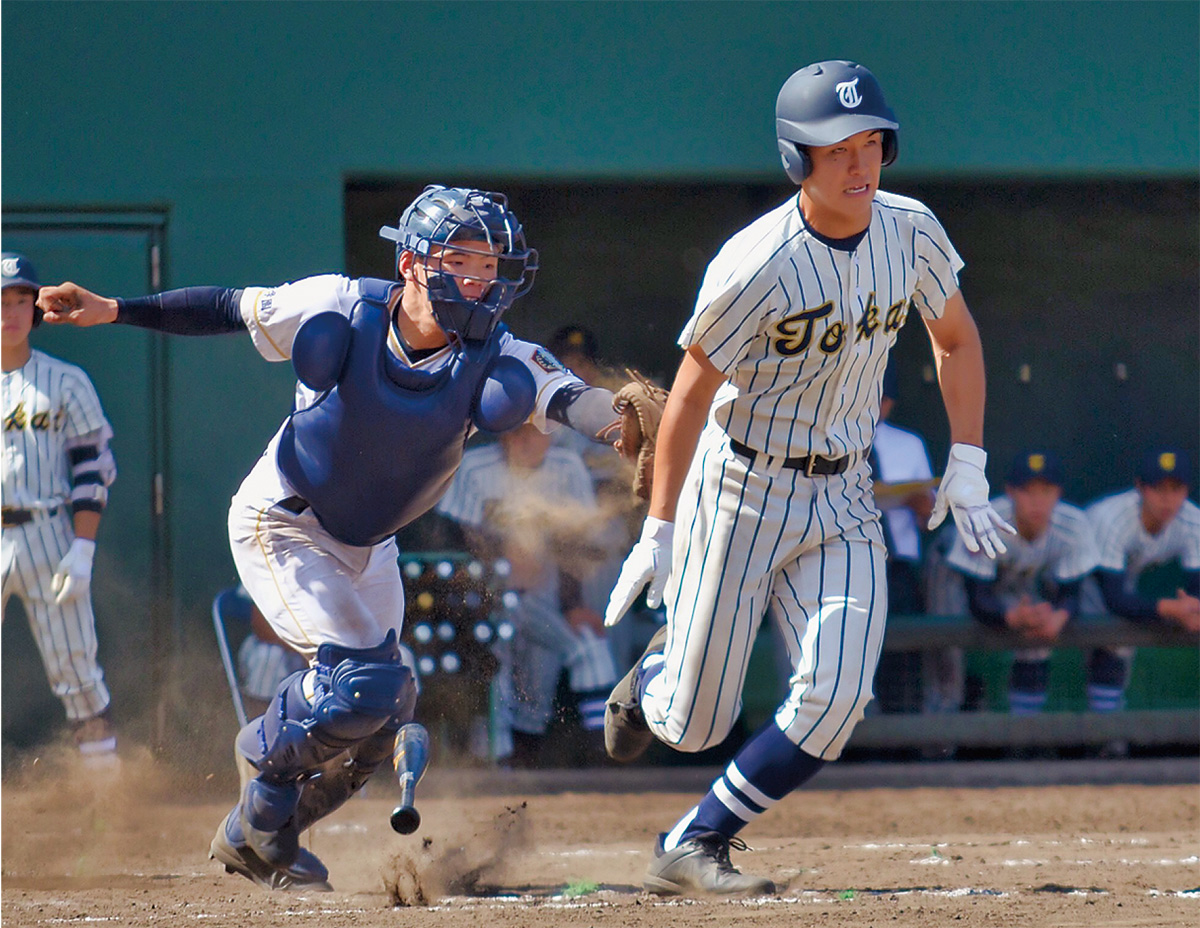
left=667, top=721, right=825, bottom=849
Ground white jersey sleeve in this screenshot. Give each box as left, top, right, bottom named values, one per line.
left=497, top=333, right=583, bottom=433
left=238, top=274, right=359, bottom=362
left=890, top=195, right=965, bottom=321
left=679, top=211, right=793, bottom=376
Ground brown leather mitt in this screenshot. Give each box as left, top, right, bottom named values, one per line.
left=613, top=369, right=669, bottom=501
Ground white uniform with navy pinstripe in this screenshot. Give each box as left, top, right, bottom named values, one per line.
left=642, top=190, right=963, bottom=760
left=437, top=441, right=617, bottom=736
left=947, top=496, right=1099, bottom=711
left=2, top=349, right=116, bottom=721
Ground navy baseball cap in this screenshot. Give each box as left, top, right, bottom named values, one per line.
left=1, top=252, right=41, bottom=292
left=1137, top=448, right=1192, bottom=486
left=1006, top=450, right=1064, bottom=488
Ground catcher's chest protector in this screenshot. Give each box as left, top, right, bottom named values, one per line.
left=277, top=285, right=503, bottom=547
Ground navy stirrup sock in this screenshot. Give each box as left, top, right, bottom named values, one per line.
left=678, top=721, right=826, bottom=844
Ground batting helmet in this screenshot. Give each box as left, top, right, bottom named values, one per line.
left=776, top=60, right=899, bottom=185
left=2, top=251, right=44, bottom=326
left=379, top=186, right=538, bottom=344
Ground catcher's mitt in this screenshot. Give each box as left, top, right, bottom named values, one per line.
left=613, top=369, right=669, bottom=501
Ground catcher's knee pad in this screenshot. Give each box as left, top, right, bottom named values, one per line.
left=237, top=630, right=417, bottom=783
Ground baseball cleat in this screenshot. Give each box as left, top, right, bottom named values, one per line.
left=604, top=625, right=667, bottom=763
left=209, top=811, right=333, bottom=892
left=642, top=831, right=776, bottom=896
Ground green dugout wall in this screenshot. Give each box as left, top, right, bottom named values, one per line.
left=2, top=1, right=1197, bottom=751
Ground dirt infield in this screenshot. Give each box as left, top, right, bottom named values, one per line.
left=2, top=747, right=1197, bottom=927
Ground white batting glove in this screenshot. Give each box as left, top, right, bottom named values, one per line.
left=51, top=538, right=96, bottom=605
left=604, top=517, right=674, bottom=627
left=928, top=444, right=1016, bottom=559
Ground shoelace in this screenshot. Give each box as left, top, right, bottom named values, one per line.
left=696, top=833, right=752, bottom=872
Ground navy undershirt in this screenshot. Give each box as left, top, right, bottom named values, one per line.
left=797, top=202, right=869, bottom=252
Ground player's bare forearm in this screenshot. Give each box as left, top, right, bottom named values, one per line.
left=648, top=347, right=725, bottom=522
left=923, top=291, right=985, bottom=447
left=72, top=509, right=102, bottom=542
left=37, top=283, right=119, bottom=327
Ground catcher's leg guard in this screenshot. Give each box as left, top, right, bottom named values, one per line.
left=294, top=719, right=407, bottom=832
left=233, top=630, right=416, bottom=868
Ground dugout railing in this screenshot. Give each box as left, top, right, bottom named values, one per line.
left=844, top=614, right=1200, bottom=752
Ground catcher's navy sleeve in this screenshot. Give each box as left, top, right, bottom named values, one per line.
left=546, top=383, right=620, bottom=444
left=116, top=287, right=246, bottom=335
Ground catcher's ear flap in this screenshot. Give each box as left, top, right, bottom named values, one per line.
left=472, top=355, right=537, bottom=434
left=292, top=311, right=352, bottom=391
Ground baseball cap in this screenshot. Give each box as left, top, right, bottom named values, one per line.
left=548, top=324, right=599, bottom=362
left=1006, top=450, right=1064, bottom=488
left=1137, top=448, right=1192, bottom=486
left=1, top=252, right=41, bottom=292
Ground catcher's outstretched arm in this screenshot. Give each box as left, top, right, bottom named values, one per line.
left=546, top=382, right=621, bottom=444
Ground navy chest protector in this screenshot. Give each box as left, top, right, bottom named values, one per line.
left=276, top=278, right=536, bottom=547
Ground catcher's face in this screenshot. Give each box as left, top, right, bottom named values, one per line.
left=402, top=242, right=500, bottom=302
left=395, top=242, right=501, bottom=348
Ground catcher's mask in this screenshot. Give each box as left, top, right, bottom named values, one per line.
left=379, top=186, right=538, bottom=345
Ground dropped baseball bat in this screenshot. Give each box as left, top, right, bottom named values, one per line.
left=390, top=722, right=430, bottom=834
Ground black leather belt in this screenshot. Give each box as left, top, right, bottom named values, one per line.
left=277, top=495, right=310, bottom=515
left=1, top=505, right=61, bottom=527
left=728, top=439, right=855, bottom=476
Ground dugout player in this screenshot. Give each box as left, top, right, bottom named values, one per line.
left=37, top=186, right=626, bottom=892
left=1077, top=448, right=1200, bottom=749
left=437, top=422, right=617, bottom=767
left=947, top=451, right=1100, bottom=718
left=2, top=252, right=119, bottom=763
left=602, top=61, right=1015, bottom=895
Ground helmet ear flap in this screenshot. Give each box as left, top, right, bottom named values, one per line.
left=881, top=129, right=899, bottom=167
left=777, top=139, right=812, bottom=185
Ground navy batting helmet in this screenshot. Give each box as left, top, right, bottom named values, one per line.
left=776, top=60, right=899, bottom=185
left=2, top=251, right=44, bottom=326
left=379, top=186, right=538, bottom=344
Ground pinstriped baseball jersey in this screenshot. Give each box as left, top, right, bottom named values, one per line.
left=680, top=191, right=963, bottom=459
left=2, top=349, right=115, bottom=722
left=2, top=349, right=116, bottom=510
left=946, top=497, right=1100, bottom=607
left=437, top=440, right=616, bottom=736
left=1086, top=489, right=1200, bottom=585
left=641, top=189, right=965, bottom=763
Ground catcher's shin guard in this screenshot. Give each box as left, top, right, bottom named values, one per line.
left=293, top=721, right=406, bottom=833
left=234, top=630, right=417, bottom=867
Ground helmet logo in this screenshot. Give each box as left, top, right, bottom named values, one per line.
left=1, top=257, right=19, bottom=278
left=836, top=77, right=862, bottom=109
